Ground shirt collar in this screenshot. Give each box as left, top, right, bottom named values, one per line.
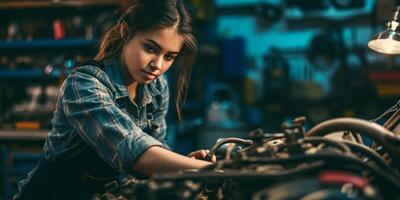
left=142, top=80, right=161, bottom=106
left=103, top=58, right=162, bottom=107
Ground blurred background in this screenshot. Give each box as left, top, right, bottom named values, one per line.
left=0, top=0, right=399, bottom=199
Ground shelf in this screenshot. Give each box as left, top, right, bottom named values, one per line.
left=285, top=13, right=372, bottom=29
left=0, top=38, right=98, bottom=50
left=374, top=83, right=400, bottom=97
left=368, top=71, right=400, bottom=96
left=0, top=0, right=122, bottom=9
left=217, top=2, right=281, bottom=21
left=0, top=69, right=61, bottom=78
left=0, top=129, right=48, bottom=141
left=369, top=71, right=400, bottom=82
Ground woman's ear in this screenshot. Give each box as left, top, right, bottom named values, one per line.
left=120, top=21, right=130, bottom=41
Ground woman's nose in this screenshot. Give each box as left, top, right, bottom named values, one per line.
left=150, top=56, right=163, bottom=70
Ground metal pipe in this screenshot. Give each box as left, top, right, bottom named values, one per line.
left=154, top=153, right=400, bottom=192
left=306, top=118, right=400, bottom=166
left=204, top=138, right=253, bottom=161
left=302, top=137, right=352, bottom=155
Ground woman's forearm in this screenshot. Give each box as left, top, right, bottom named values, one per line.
left=133, top=146, right=212, bottom=176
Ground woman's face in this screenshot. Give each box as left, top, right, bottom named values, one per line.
left=121, top=27, right=184, bottom=84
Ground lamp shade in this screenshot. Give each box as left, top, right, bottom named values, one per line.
left=368, top=5, right=400, bottom=54
left=368, top=29, right=400, bottom=54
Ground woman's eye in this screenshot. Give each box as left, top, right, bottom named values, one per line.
left=144, top=44, right=156, bottom=53
left=165, top=55, right=175, bottom=61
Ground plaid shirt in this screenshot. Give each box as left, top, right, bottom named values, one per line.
left=14, top=59, right=170, bottom=199
left=44, top=58, right=170, bottom=172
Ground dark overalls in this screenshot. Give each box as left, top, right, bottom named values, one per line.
left=17, top=147, right=121, bottom=200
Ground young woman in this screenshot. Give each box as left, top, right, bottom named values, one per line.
left=14, top=0, right=214, bottom=199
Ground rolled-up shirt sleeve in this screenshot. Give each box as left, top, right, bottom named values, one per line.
left=62, top=69, right=162, bottom=173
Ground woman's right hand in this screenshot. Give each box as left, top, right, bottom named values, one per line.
left=187, top=149, right=216, bottom=162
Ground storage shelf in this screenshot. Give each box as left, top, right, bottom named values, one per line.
left=0, top=38, right=98, bottom=50
left=0, top=0, right=122, bottom=9
left=0, top=129, right=49, bottom=141
left=0, top=69, right=61, bottom=78
left=369, top=71, right=400, bottom=82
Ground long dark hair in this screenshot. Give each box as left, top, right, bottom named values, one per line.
left=95, top=0, right=197, bottom=121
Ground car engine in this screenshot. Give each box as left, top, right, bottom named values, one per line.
left=93, top=101, right=400, bottom=200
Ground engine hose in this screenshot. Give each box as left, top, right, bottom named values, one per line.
left=302, top=137, right=398, bottom=176
left=194, top=153, right=400, bottom=191
left=302, top=137, right=352, bottom=155
left=204, top=138, right=253, bottom=161
left=155, top=161, right=325, bottom=181
left=340, top=140, right=398, bottom=176
left=305, top=118, right=400, bottom=166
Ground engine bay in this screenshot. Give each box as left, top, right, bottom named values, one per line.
left=93, top=102, right=400, bottom=200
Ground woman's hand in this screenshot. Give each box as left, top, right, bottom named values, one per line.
left=187, top=149, right=216, bottom=162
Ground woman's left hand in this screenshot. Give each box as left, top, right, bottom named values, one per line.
left=187, top=149, right=216, bottom=162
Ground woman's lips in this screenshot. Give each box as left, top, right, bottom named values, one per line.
left=143, top=70, right=157, bottom=80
